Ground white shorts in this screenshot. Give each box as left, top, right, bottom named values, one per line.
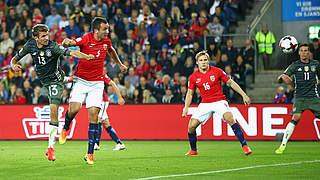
left=191, top=100, right=232, bottom=124
left=69, top=76, right=104, bottom=108
left=98, top=101, right=109, bottom=120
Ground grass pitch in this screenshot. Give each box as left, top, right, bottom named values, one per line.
left=0, top=141, right=319, bottom=180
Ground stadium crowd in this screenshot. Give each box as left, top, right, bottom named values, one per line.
left=0, top=0, right=255, bottom=105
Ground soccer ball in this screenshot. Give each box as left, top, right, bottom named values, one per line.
left=279, top=35, right=298, bottom=54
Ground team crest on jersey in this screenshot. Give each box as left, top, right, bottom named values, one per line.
left=196, top=78, right=201, bottom=83
left=104, top=44, right=107, bottom=50
left=311, top=66, right=316, bottom=72
left=210, top=75, right=215, bottom=81
left=40, top=51, right=44, bottom=56
left=89, top=44, right=95, bottom=47
left=46, top=50, right=52, bottom=57
left=304, top=66, right=309, bottom=71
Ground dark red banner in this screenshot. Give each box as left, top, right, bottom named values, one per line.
left=0, top=104, right=318, bottom=140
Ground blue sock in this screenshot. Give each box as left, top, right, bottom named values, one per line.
left=88, top=123, right=98, bottom=154
left=96, top=123, right=102, bottom=145
left=231, top=123, right=247, bottom=147
left=63, top=110, right=73, bottom=131
left=106, top=126, right=121, bottom=144
left=188, top=132, right=197, bottom=151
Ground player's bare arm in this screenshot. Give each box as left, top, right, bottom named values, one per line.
left=182, top=89, right=194, bottom=117
left=227, top=79, right=251, bottom=105
left=10, top=57, right=23, bottom=72
left=107, top=47, right=128, bottom=73
left=62, top=38, right=76, bottom=48
left=277, top=74, right=293, bottom=86
left=70, top=51, right=95, bottom=61
left=108, top=80, right=125, bottom=105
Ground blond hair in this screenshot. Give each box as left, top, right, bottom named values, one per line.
left=195, top=50, right=210, bottom=61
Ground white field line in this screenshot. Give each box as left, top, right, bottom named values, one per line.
left=132, top=160, right=320, bottom=180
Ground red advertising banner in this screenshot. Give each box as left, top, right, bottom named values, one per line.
left=0, top=104, right=319, bottom=140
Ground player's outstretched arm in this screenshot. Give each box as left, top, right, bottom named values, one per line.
left=10, top=57, right=23, bottom=72
left=277, top=74, right=293, bottom=86
left=62, top=38, right=76, bottom=48
left=227, top=79, right=251, bottom=105
left=70, top=51, right=95, bottom=61
left=107, top=47, right=127, bottom=73
left=109, top=80, right=125, bottom=105
left=182, top=89, right=194, bottom=117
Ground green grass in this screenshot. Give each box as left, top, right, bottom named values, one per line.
left=0, top=141, right=319, bottom=180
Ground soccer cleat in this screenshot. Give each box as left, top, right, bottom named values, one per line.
left=275, top=144, right=286, bottom=154
left=94, top=143, right=100, bottom=150
left=84, top=153, right=94, bottom=165
left=59, top=129, right=69, bottom=144
left=63, top=76, right=74, bottom=84
left=113, top=143, right=126, bottom=151
left=242, top=145, right=252, bottom=155
left=185, top=150, right=198, bottom=155
left=46, top=148, right=56, bottom=161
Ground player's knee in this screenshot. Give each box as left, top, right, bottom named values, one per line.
left=223, top=112, right=233, bottom=121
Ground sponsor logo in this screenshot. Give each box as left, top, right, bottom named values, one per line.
left=89, top=44, right=95, bottom=47
left=32, top=52, right=37, bottom=56
left=104, top=44, right=107, bottom=50
left=196, top=78, right=201, bottom=83
left=298, top=68, right=302, bottom=71
left=22, top=106, right=76, bottom=139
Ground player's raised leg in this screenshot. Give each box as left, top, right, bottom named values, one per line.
left=59, top=102, right=81, bottom=144
left=185, top=118, right=200, bottom=155
left=46, top=104, right=59, bottom=161
left=224, top=112, right=252, bottom=155
left=275, top=114, right=300, bottom=154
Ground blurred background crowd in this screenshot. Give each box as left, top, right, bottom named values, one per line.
left=0, top=0, right=257, bottom=105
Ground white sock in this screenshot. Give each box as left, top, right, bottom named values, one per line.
left=48, top=124, right=58, bottom=148
left=281, top=122, right=296, bottom=146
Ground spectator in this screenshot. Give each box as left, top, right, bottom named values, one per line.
left=72, top=10, right=85, bottom=31
left=19, top=9, right=30, bottom=28
left=136, top=76, right=153, bottom=101
left=32, top=8, right=43, bottom=25
left=11, top=70, right=24, bottom=89
left=0, top=32, right=14, bottom=56
left=50, top=23, right=63, bottom=40
left=6, top=8, right=18, bottom=31
left=149, top=57, right=162, bottom=79
left=190, top=13, right=208, bottom=38
left=61, top=88, right=69, bottom=104
left=107, top=58, right=121, bottom=79
left=310, top=38, right=320, bottom=61
left=95, top=0, right=108, bottom=17
left=22, top=80, right=32, bottom=104
left=120, top=89, right=132, bottom=104
left=63, top=19, right=80, bottom=38
left=124, top=80, right=135, bottom=98
left=240, top=39, right=255, bottom=83
left=216, top=53, right=230, bottom=70
left=207, top=41, right=221, bottom=66
left=58, top=0, right=75, bottom=18
left=181, top=0, right=192, bottom=20
left=8, top=83, right=17, bottom=103
left=137, top=5, right=155, bottom=26
left=45, top=8, right=62, bottom=29
left=22, top=18, right=33, bottom=39
left=207, top=16, right=224, bottom=44
left=107, top=85, right=118, bottom=104
left=124, top=67, right=140, bottom=87
left=162, top=88, right=175, bottom=104
left=255, top=23, right=276, bottom=70
left=131, top=43, right=143, bottom=67
left=29, top=70, right=41, bottom=88
left=285, top=84, right=295, bottom=104
left=273, top=86, right=287, bottom=103
left=151, top=31, right=168, bottom=56
left=131, top=89, right=141, bottom=104
left=181, top=56, right=194, bottom=78
left=135, top=55, right=150, bottom=78
left=142, top=89, right=157, bottom=104
left=232, top=55, right=247, bottom=93
left=83, top=0, right=96, bottom=14
left=59, top=14, right=69, bottom=29
left=163, top=55, right=183, bottom=77
left=13, top=88, right=27, bottom=104
left=176, top=85, right=187, bottom=104
left=31, top=85, right=41, bottom=104
left=147, top=17, right=161, bottom=40
left=0, top=83, right=8, bottom=104
left=222, top=38, right=238, bottom=63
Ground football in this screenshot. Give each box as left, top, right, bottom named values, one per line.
left=279, top=35, right=298, bottom=54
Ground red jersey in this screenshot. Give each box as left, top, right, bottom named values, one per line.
left=188, top=66, right=230, bottom=103
left=73, top=32, right=112, bottom=81
left=102, top=73, right=112, bottom=102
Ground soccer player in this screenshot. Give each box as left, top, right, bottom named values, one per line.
left=10, top=24, right=94, bottom=161
left=59, top=17, right=127, bottom=165
left=94, top=73, right=126, bottom=151
left=275, top=44, right=320, bottom=154
left=182, top=50, right=252, bottom=156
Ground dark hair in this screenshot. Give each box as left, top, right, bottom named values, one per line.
left=32, top=24, right=49, bottom=37
left=92, top=17, right=108, bottom=31
left=298, top=43, right=309, bottom=51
